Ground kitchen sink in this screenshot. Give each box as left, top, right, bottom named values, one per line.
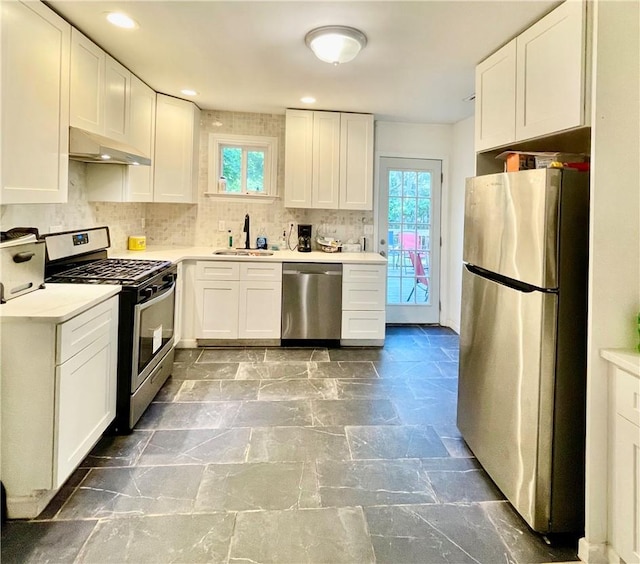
left=213, top=249, right=274, bottom=256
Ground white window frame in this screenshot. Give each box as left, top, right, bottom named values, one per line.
left=207, top=133, right=278, bottom=201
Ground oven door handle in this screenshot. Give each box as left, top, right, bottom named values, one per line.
left=136, top=281, right=175, bottom=313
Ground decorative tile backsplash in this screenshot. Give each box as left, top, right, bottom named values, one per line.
left=1, top=110, right=373, bottom=250
left=0, top=161, right=146, bottom=250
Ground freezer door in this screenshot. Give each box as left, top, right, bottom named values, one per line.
left=463, top=169, right=561, bottom=288
left=457, top=266, right=557, bottom=532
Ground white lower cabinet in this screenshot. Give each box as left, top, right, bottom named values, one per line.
left=1, top=296, right=118, bottom=518
left=196, top=281, right=240, bottom=339
left=341, top=263, right=386, bottom=342
left=605, top=352, right=640, bottom=564
left=194, top=261, right=282, bottom=340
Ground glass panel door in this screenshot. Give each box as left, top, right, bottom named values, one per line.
left=378, top=157, right=442, bottom=324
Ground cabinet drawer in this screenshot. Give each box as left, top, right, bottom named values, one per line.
left=196, top=261, right=240, bottom=281
left=240, top=262, right=282, bottom=281
left=343, top=263, right=385, bottom=284
left=341, top=310, right=385, bottom=340
left=342, top=282, right=385, bottom=311
left=57, top=297, right=117, bottom=364
left=615, top=366, right=640, bottom=427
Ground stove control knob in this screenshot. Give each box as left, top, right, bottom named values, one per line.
left=142, top=287, right=155, bottom=300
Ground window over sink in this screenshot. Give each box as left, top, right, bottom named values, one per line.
left=207, top=133, right=278, bottom=201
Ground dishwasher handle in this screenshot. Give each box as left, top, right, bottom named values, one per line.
left=282, top=263, right=343, bottom=277
left=283, top=268, right=342, bottom=276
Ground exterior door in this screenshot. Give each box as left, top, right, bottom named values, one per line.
left=377, top=157, right=441, bottom=324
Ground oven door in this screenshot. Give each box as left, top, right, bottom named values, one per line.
left=131, top=282, right=175, bottom=393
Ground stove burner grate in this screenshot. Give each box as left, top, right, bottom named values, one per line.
left=50, top=258, right=172, bottom=284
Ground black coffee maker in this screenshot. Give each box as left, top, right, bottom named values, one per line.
left=297, top=224, right=312, bottom=252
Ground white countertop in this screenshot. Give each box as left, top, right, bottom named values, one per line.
left=601, top=348, right=640, bottom=377
left=0, top=284, right=120, bottom=323
left=110, top=246, right=387, bottom=265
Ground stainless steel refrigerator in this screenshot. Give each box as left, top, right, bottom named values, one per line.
left=457, top=168, right=589, bottom=534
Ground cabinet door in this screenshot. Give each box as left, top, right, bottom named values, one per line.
left=613, top=414, right=640, bottom=564
left=238, top=281, right=282, bottom=339
left=104, top=55, right=130, bottom=143
left=70, top=29, right=105, bottom=134
left=515, top=0, right=586, bottom=140
left=339, top=113, right=374, bottom=210
left=1, top=0, right=70, bottom=204
left=284, top=109, right=313, bottom=208
left=154, top=94, right=200, bottom=203
left=128, top=76, right=156, bottom=202
left=195, top=281, right=239, bottom=339
left=475, top=40, right=516, bottom=151
left=312, top=112, right=340, bottom=209
left=55, top=331, right=117, bottom=487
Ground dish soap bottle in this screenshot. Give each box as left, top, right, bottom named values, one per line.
left=279, top=230, right=287, bottom=251
left=227, top=230, right=233, bottom=248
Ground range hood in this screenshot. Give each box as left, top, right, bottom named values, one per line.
left=69, top=127, right=151, bottom=166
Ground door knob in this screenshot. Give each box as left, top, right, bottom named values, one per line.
left=380, top=238, right=386, bottom=245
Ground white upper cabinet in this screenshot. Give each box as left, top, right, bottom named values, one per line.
left=1, top=0, right=70, bottom=204
left=154, top=94, right=200, bottom=203
left=284, top=109, right=313, bottom=207
left=475, top=40, right=516, bottom=152
left=85, top=77, right=156, bottom=202
left=312, top=111, right=341, bottom=209
left=339, top=112, right=374, bottom=210
left=515, top=0, right=587, bottom=140
left=104, top=56, right=131, bottom=143
left=475, top=0, right=588, bottom=151
left=70, top=29, right=131, bottom=142
left=70, top=29, right=105, bottom=134
left=285, top=110, right=374, bottom=210
left=127, top=76, right=156, bottom=201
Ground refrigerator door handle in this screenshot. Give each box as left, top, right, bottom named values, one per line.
left=464, top=263, right=554, bottom=294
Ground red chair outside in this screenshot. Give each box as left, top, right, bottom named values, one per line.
left=399, top=232, right=417, bottom=272
left=406, top=251, right=429, bottom=301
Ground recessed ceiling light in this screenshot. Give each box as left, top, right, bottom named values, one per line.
left=106, top=12, right=138, bottom=29
left=100, top=154, right=111, bottom=160
left=300, top=96, right=316, bottom=104
left=181, top=89, right=198, bottom=96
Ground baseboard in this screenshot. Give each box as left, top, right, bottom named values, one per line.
left=578, top=537, right=617, bottom=563
left=176, top=339, right=198, bottom=349
left=7, top=489, right=58, bottom=519
left=445, top=319, right=460, bottom=334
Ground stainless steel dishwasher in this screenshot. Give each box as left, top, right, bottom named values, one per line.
left=282, top=263, right=342, bottom=340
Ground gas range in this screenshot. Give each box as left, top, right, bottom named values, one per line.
left=42, top=226, right=177, bottom=433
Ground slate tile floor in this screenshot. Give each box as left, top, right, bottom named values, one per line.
left=2, top=326, right=580, bottom=563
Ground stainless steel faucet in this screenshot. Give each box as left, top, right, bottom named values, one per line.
left=243, top=214, right=250, bottom=249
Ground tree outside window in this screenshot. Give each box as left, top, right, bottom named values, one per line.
left=208, top=133, right=278, bottom=198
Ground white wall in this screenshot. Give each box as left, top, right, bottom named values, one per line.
left=448, top=116, right=475, bottom=332
left=580, top=0, right=640, bottom=561
left=374, top=119, right=474, bottom=332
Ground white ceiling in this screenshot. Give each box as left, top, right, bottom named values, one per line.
left=47, top=0, right=561, bottom=124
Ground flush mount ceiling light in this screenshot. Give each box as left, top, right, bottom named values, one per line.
left=106, top=12, right=138, bottom=29
left=305, top=26, right=367, bottom=65
left=180, top=89, right=198, bottom=96
left=300, top=96, right=316, bottom=104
